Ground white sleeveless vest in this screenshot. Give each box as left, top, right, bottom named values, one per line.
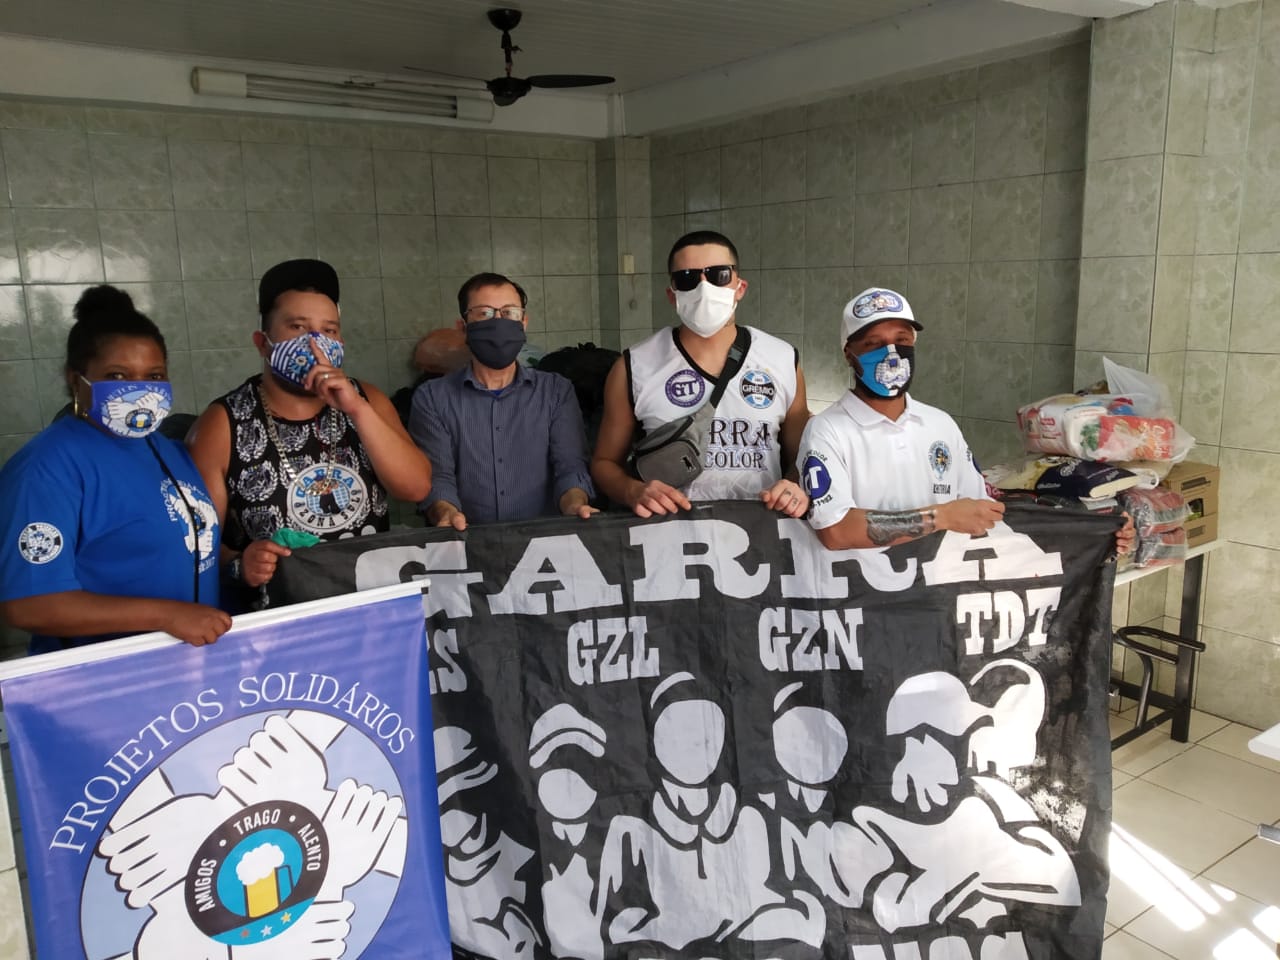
left=627, top=326, right=798, bottom=501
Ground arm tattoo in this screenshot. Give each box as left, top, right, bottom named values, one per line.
left=866, top=508, right=937, bottom=546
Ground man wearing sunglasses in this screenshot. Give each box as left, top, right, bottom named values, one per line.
left=408, top=272, right=595, bottom=530
left=592, top=231, right=812, bottom=517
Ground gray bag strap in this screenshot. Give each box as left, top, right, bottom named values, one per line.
left=706, top=325, right=751, bottom=412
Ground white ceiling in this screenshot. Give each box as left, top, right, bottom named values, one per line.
left=0, top=0, right=955, bottom=94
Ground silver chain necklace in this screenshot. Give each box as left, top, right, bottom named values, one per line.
left=258, top=381, right=342, bottom=486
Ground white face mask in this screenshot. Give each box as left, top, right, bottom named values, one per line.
left=673, top=280, right=739, bottom=338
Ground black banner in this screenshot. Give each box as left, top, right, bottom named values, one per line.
left=271, top=501, right=1119, bottom=960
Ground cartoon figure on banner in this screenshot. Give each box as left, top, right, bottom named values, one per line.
left=528, top=704, right=608, bottom=960
left=436, top=725, right=541, bottom=960
left=841, top=660, right=1080, bottom=952
left=752, top=682, right=857, bottom=944
left=89, top=711, right=406, bottom=960
left=596, top=673, right=819, bottom=951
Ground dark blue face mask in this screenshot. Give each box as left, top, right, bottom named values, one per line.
left=852, top=343, right=915, bottom=397
left=465, top=317, right=526, bottom=370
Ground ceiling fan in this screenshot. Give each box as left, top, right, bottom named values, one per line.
left=411, top=8, right=615, bottom=107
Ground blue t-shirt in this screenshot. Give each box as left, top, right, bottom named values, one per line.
left=0, top=417, right=221, bottom=652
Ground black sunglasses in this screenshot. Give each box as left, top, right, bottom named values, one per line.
left=669, top=265, right=736, bottom=292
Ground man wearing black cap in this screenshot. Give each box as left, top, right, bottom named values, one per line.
left=186, top=259, right=431, bottom=596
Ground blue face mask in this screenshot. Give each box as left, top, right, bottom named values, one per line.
left=853, top=343, right=915, bottom=398
left=79, top=377, right=173, bottom=438
left=267, top=331, right=345, bottom=387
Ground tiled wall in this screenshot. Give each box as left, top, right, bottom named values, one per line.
left=0, top=98, right=602, bottom=469
left=1084, top=0, right=1280, bottom=731
left=1083, top=0, right=1214, bottom=697
left=0, top=98, right=605, bottom=662
left=595, top=136, right=655, bottom=352
left=642, top=41, right=1090, bottom=469
left=1183, top=0, right=1280, bottom=729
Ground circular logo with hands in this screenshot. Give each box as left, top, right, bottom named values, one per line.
left=184, top=799, right=330, bottom=946
left=88, top=710, right=406, bottom=960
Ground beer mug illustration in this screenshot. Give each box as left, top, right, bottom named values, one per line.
left=236, top=843, right=294, bottom=918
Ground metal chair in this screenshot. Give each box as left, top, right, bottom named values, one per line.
left=1110, top=625, right=1206, bottom=750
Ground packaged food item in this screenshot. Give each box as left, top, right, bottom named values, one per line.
left=1016, top=394, right=1191, bottom=462
left=1121, top=526, right=1187, bottom=570
left=1118, top=486, right=1189, bottom=534
left=1117, top=486, right=1190, bottom=569
left=984, top=456, right=1141, bottom=499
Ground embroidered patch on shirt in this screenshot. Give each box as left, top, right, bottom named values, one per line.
left=18, top=522, right=63, bottom=565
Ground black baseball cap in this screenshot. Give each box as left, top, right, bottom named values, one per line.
left=258, top=259, right=340, bottom=318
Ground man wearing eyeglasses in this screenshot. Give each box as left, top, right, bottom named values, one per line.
left=408, top=272, right=595, bottom=530
left=592, top=231, right=812, bottom=518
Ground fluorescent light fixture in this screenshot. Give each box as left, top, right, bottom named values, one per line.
left=191, top=67, right=494, bottom=122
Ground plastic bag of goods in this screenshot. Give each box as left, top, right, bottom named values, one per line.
left=1016, top=394, right=1192, bottom=462
left=1117, top=486, right=1190, bottom=569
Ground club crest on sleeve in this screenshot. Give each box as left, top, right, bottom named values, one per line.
left=801, top=453, right=832, bottom=500
left=18, top=522, right=63, bottom=565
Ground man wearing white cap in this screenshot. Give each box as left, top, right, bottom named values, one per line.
left=798, top=288, right=1003, bottom=549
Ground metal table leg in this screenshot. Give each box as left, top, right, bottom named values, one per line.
left=1171, top=553, right=1205, bottom=742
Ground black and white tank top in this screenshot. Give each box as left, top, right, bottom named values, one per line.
left=217, top=375, right=389, bottom=550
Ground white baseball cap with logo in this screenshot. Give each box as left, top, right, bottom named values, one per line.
left=841, top=287, right=923, bottom=346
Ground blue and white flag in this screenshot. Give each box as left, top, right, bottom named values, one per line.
left=0, top=583, right=449, bottom=960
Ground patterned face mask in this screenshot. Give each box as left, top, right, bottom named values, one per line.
left=266, top=332, right=344, bottom=387
left=79, top=377, right=173, bottom=438
left=852, top=343, right=915, bottom=398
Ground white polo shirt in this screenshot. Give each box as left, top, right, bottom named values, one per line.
left=799, top=392, right=988, bottom=530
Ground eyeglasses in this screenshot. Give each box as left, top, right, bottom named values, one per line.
left=669, top=265, right=736, bottom=292
left=464, top=305, right=525, bottom=322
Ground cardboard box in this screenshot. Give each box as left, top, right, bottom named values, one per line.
left=1162, top=461, right=1219, bottom=521
left=1183, top=511, right=1218, bottom=549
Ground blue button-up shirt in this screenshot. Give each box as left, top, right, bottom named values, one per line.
left=408, top=363, right=594, bottom=524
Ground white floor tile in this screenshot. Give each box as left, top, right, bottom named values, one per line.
left=1142, top=745, right=1280, bottom=824
left=1123, top=881, right=1278, bottom=960
left=1109, top=873, right=1160, bottom=928
left=1106, top=921, right=1120, bottom=938
left=1113, top=711, right=1141, bottom=740
left=1113, top=728, right=1195, bottom=777
left=1203, top=837, right=1280, bottom=908
left=1188, top=710, right=1231, bottom=742
left=1102, top=930, right=1176, bottom=959
left=1115, top=769, right=1135, bottom=790
left=1113, top=780, right=1256, bottom=874
left=1201, top=723, right=1280, bottom=775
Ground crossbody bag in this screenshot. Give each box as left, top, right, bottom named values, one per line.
left=632, top=327, right=749, bottom=489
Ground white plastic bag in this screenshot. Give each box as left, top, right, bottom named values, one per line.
left=1103, top=357, right=1174, bottom=418
left=1016, top=393, right=1194, bottom=462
